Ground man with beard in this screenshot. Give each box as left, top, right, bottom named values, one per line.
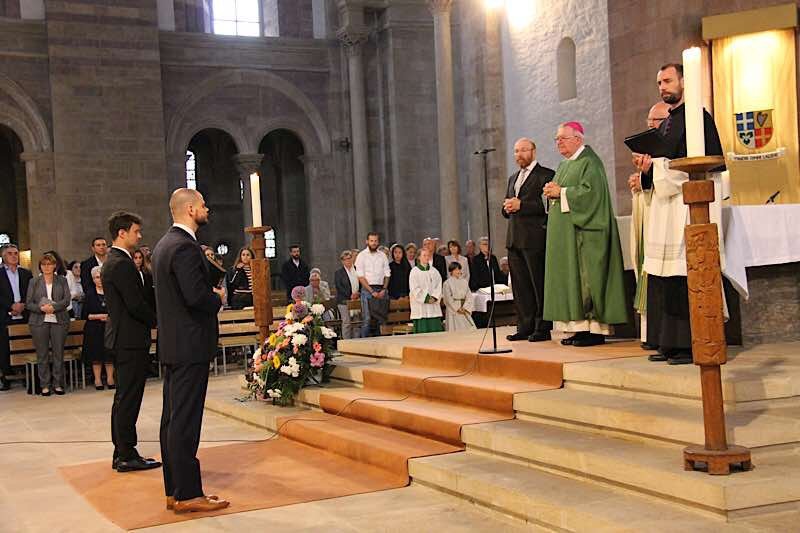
left=632, top=63, right=724, bottom=365
left=152, top=189, right=228, bottom=513
left=502, top=137, right=555, bottom=342
left=355, top=232, right=391, bottom=337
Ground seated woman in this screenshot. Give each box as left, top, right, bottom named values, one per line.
left=409, top=247, right=443, bottom=334
left=82, top=266, right=115, bottom=390
left=443, top=262, right=476, bottom=331
left=227, top=246, right=254, bottom=309
left=388, top=244, right=411, bottom=299
left=305, top=268, right=331, bottom=303
left=26, top=253, right=71, bottom=396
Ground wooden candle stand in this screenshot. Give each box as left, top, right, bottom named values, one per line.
left=670, top=155, right=752, bottom=475
left=245, top=226, right=274, bottom=346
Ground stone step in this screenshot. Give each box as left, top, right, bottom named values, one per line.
left=319, top=388, right=512, bottom=446
left=329, top=354, right=400, bottom=385
left=563, top=345, right=800, bottom=403
left=462, top=419, right=800, bottom=514
left=409, top=452, right=759, bottom=532
left=360, top=364, right=555, bottom=412
left=513, top=387, right=800, bottom=448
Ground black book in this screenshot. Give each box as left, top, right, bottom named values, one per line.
left=624, top=128, right=668, bottom=157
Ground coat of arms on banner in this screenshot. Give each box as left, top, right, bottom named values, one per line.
left=734, top=110, right=773, bottom=149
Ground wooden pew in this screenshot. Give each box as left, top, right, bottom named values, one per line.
left=8, top=321, right=86, bottom=394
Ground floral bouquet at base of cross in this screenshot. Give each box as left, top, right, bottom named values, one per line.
left=248, top=298, right=337, bottom=407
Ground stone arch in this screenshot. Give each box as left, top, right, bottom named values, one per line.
left=557, top=37, right=577, bottom=102
left=172, top=116, right=248, bottom=156
left=254, top=116, right=321, bottom=157
left=166, top=69, right=331, bottom=157
left=0, top=75, right=51, bottom=152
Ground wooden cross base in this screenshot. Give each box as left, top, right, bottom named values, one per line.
left=683, top=444, right=752, bottom=475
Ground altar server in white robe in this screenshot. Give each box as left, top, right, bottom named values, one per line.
left=409, top=248, right=444, bottom=334
left=443, top=262, right=476, bottom=332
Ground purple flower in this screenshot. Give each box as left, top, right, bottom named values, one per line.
left=293, top=302, right=308, bottom=319
left=291, top=286, right=306, bottom=301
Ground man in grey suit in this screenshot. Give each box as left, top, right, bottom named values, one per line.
left=502, top=138, right=555, bottom=342
left=152, top=189, right=228, bottom=514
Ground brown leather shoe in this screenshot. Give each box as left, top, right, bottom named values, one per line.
left=172, top=495, right=229, bottom=513
left=167, top=495, right=219, bottom=510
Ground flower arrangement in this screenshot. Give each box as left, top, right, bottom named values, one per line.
left=248, top=294, right=337, bottom=406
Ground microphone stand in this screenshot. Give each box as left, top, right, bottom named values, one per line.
left=475, top=148, right=512, bottom=355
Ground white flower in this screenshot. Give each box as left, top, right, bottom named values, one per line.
left=311, top=304, right=325, bottom=316
left=291, top=334, right=308, bottom=347
left=266, top=388, right=282, bottom=398
left=291, top=366, right=300, bottom=378
left=320, top=326, right=338, bottom=339
left=285, top=310, right=293, bottom=320
left=288, top=356, right=297, bottom=365
left=284, top=322, right=304, bottom=336
left=280, top=365, right=292, bottom=375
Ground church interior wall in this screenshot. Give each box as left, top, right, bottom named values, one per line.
left=499, top=0, right=617, bottom=209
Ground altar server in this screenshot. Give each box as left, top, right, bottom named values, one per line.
left=409, top=247, right=443, bottom=334
left=443, top=262, right=476, bottom=332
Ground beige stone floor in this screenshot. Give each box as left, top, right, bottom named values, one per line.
left=0, top=375, right=537, bottom=533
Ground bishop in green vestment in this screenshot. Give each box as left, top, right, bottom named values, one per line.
left=542, top=122, right=627, bottom=347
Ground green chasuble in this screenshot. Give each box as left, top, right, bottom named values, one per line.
left=543, top=145, right=628, bottom=325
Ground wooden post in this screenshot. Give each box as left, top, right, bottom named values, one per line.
left=245, top=226, right=273, bottom=346
left=669, top=156, right=751, bottom=475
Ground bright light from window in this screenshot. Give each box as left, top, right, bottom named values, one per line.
left=0, top=233, right=10, bottom=245
left=265, top=229, right=276, bottom=259
left=485, top=0, right=505, bottom=10
left=506, top=0, right=536, bottom=29
left=213, top=0, right=261, bottom=36
left=216, top=243, right=229, bottom=256
left=186, top=150, right=196, bottom=190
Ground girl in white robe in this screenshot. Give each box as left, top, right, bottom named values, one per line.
left=409, top=248, right=443, bottom=333
left=443, top=262, right=476, bottom=331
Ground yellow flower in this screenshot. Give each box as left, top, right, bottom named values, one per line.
left=272, top=356, right=281, bottom=369
left=268, top=333, right=277, bottom=347
left=286, top=304, right=294, bottom=314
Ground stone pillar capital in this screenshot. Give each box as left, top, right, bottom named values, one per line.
left=232, top=153, right=264, bottom=175
left=427, top=0, right=454, bottom=16
left=337, top=26, right=369, bottom=56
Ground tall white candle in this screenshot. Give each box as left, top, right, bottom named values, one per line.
left=682, top=47, right=705, bottom=157
left=250, top=172, right=262, bottom=227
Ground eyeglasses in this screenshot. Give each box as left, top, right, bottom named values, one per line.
left=554, top=136, right=577, bottom=143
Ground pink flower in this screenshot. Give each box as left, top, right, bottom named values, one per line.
left=293, top=346, right=299, bottom=354
left=311, top=352, right=325, bottom=368
left=302, top=315, right=313, bottom=324
left=313, top=342, right=322, bottom=352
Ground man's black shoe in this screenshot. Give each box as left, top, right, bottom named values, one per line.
left=506, top=332, right=530, bottom=342
left=640, top=342, right=658, bottom=351
left=648, top=353, right=668, bottom=362
left=528, top=331, right=551, bottom=342
left=112, top=457, right=120, bottom=470
left=560, top=336, right=576, bottom=345
left=572, top=334, right=605, bottom=347
left=115, top=457, right=162, bottom=472
left=668, top=354, right=693, bottom=365
left=0, top=377, right=10, bottom=391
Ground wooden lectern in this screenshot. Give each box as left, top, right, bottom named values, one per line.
left=670, top=156, right=752, bottom=475
left=245, top=226, right=274, bottom=346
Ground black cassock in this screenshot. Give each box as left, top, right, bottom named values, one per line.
left=641, top=103, right=723, bottom=355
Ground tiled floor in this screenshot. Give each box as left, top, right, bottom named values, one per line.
left=0, top=375, right=536, bottom=532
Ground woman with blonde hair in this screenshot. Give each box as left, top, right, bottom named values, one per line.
left=226, top=246, right=255, bottom=309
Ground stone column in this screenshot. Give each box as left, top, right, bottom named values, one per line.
left=20, top=151, right=55, bottom=262
left=338, top=27, right=373, bottom=240
left=232, top=153, right=265, bottom=229
left=429, top=0, right=460, bottom=241
left=299, top=153, right=337, bottom=277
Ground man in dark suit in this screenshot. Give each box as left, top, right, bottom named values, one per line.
left=0, top=243, right=33, bottom=390
left=502, top=138, right=555, bottom=342
left=280, top=245, right=310, bottom=302
left=152, top=188, right=229, bottom=513
left=102, top=211, right=159, bottom=472
left=80, top=237, right=109, bottom=299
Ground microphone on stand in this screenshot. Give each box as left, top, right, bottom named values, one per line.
left=473, top=148, right=496, bottom=155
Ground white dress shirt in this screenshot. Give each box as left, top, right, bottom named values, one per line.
left=172, top=223, right=196, bottom=240
left=355, top=248, right=391, bottom=286
left=514, top=160, right=538, bottom=197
